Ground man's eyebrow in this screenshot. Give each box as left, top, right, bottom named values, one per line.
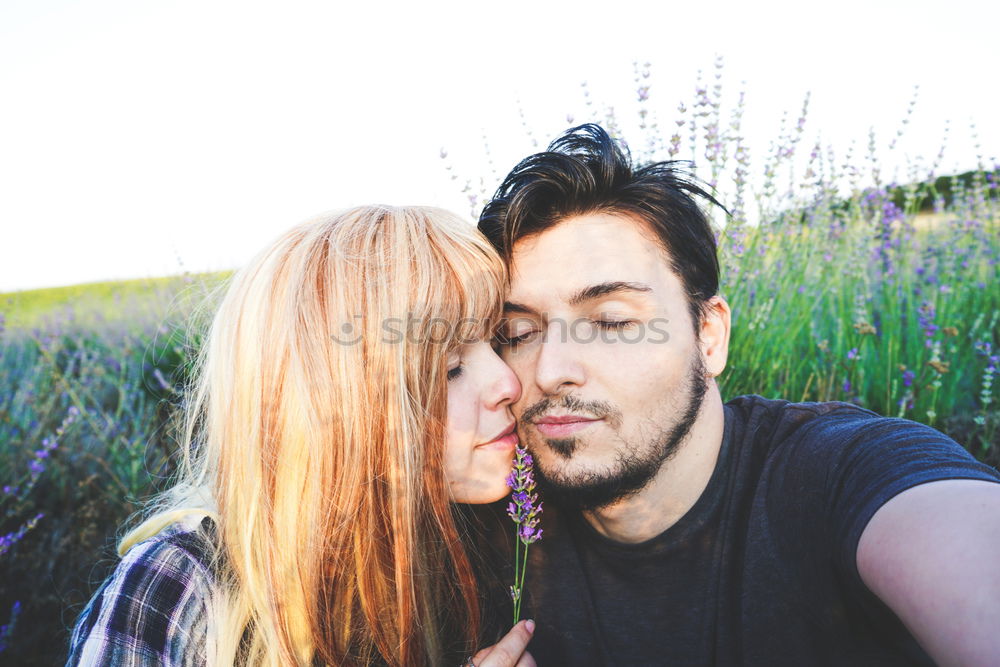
left=502, top=301, right=537, bottom=315
left=568, top=281, right=653, bottom=306
left=502, top=281, right=654, bottom=315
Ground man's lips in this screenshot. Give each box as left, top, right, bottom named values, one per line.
left=532, top=415, right=603, bottom=438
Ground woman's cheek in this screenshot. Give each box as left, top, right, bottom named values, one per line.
left=445, top=380, right=479, bottom=464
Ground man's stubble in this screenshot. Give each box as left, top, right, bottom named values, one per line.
left=523, top=353, right=709, bottom=512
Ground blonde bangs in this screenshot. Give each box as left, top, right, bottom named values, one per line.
left=388, top=206, right=507, bottom=351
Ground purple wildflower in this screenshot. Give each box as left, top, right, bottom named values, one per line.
left=918, top=302, right=939, bottom=348
left=902, top=369, right=916, bottom=388
left=0, top=513, right=44, bottom=558
left=846, top=348, right=859, bottom=361
left=0, top=600, right=22, bottom=653
left=2, top=405, right=80, bottom=566
left=507, top=444, right=543, bottom=622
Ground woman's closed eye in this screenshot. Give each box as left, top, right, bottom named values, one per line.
left=494, top=329, right=539, bottom=350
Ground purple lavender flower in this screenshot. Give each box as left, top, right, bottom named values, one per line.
left=902, top=369, right=916, bottom=388
left=847, top=348, right=859, bottom=361
left=0, top=600, right=22, bottom=653
left=918, top=302, right=939, bottom=348
left=0, top=513, right=43, bottom=558
left=1, top=405, right=80, bottom=573
left=507, top=444, right=543, bottom=622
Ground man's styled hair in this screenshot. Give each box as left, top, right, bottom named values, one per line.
left=478, top=123, right=726, bottom=329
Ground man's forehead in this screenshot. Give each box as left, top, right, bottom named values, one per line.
left=507, top=212, right=674, bottom=307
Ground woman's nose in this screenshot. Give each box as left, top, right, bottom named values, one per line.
left=488, top=348, right=522, bottom=408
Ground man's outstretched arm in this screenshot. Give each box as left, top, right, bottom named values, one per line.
left=857, top=479, right=1000, bottom=666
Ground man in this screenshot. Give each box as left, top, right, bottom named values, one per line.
left=477, top=124, right=1000, bottom=666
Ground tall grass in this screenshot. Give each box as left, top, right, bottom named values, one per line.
left=0, top=274, right=224, bottom=664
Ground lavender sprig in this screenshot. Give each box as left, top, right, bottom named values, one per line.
left=506, top=444, right=543, bottom=623
left=3, top=405, right=79, bottom=522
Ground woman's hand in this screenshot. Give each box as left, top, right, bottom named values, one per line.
left=467, top=619, right=536, bottom=667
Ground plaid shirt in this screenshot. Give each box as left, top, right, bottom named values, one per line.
left=66, top=516, right=215, bottom=666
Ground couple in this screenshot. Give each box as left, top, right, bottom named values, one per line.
left=68, top=125, right=1000, bottom=666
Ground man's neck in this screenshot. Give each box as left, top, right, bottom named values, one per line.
left=581, top=386, right=726, bottom=544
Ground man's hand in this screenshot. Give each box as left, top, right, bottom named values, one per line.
left=857, top=479, right=1000, bottom=666
left=469, top=619, right=537, bottom=667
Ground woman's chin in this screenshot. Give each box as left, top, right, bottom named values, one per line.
left=451, top=479, right=512, bottom=505
left=448, top=450, right=516, bottom=504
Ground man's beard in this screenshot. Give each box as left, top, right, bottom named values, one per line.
left=525, top=354, right=708, bottom=512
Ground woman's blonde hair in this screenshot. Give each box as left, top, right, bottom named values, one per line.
left=120, top=205, right=507, bottom=665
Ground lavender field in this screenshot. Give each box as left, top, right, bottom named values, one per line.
left=2, top=65, right=998, bottom=664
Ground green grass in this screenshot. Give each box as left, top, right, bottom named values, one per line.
left=717, top=213, right=999, bottom=455
left=1, top=272, right=231, bottom=331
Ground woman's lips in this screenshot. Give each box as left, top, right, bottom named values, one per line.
left=478, top=431, right=519, bottom=451
left=477, top=423, right=519, bottom=451
left=533, top=416, right=602, bottom=438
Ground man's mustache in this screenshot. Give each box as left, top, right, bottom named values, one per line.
left=519, top=394, right=623, bottom=429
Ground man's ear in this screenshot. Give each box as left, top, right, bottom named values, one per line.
left=699, top=295, right=731, bottom=378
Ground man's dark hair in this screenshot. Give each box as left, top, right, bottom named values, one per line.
left=478, top=123, right=726, bottom=330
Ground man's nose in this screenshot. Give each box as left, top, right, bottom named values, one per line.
left=534, top=320, right=586, bottom=395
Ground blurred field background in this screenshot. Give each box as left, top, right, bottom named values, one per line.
left=2, top=64, right=998, bottom=664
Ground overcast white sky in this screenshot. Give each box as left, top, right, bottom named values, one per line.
left=1, top=0, right=996, bottom=292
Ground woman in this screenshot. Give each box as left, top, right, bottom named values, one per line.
left=66, top=206, right=534, bottom=666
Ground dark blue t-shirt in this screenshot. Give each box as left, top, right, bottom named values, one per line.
left=521, top=395, right=1000, bottom=666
